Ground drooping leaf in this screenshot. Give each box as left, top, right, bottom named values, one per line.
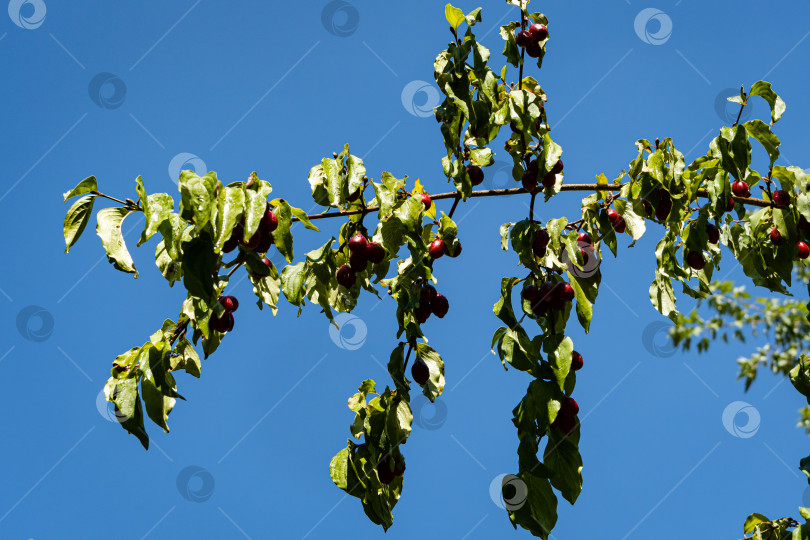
left=96, top=207, right=139, bottom=277
left=63, top=194, right=95, bottom=253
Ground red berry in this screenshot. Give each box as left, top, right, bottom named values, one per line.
left=466, top=165, right=484, bottom=186
left=732, top=180, right=750, bottom=198
left=541, top=171, right=556, bottom=188
left=577, top=232, right=591, bottom=244
left=528, top=23, right=549, bottom=42
left=431, top=294, right=449, bottom=318
left=557, top=282, right=575, bottom=302
left=515, top=29, right=532, bottom=48
left=522, top=170, right=538, bottom=192
left=535, top=229, right=550, bottom=248
left=606, top=209, right=619, bottom=221
left=260, top=256, right=273, bottom=270
left=421, top=193, right=432, bottom=210
left=552, top=412, right=576, bottom=434
left=550, top=159, right=563, bottom=174
left=414, top=304, right=431, bottom=324
left=411, top=358, right=430, bottom=385
left=377, top=455, right=395, bottom=485
left=421, top=284, right=437, bottom=307
left=571, top=351, right=583, bottom=371
left=336, top=264, right=356, bottom=288
left=538, top=282, right=555, bottom=303
left=366, top=242, right=385, bottom=264
left=241, top=229, right=261, bottom=250
left=562, top=397, right=579, bottom=416
left=525, top=41, right=542, bottom=58
left=612, top=216, right=626, bottom=234
left=770, top=227, right=783, bottom=246
left=443, top=241, right=462, bottom=258
left=656, top=192, right=672, bottom=221
left=256, top=230, right=274, bottom=253
left=349, top=250, right=368, bottom=272
left=429, top=238, right=445, bottom=259
left=773, top=190, right=791, bottom=206
left=531, top=300, right=548, bottom=317
left=210, top=311, right=234, bottom=334
left=527, top=159, right=539, bottom=173
left=220, top=296, right=239, bottom=313
left=798, top=241, right=810, bottom=260
left=579, top=247, right=589, bottom=265
left=706, top=224, right=720, bottom=244
left=522, top=284, right=539, bottom=303
left=641, top=199, right=653, bottom=216
left=686, top=251, right=706, bottom=270
left=799, top=215, right=810, bottom=233
left=260, top=206, right=278, bottom=233
left=348, top=233, right=368, bottom=253
left=726, top=198, right=736, bottom=212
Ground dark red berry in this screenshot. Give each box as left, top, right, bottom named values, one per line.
left=377, top=455, right=395, bottom=485
left=522, top=284, right=540, bottom=303
left=656, top=192, right=673, bottom=221
left=366, top=242, right=385, bottom=264
left=770, top=227, right=783, bottom=246
left=541, top=171, right=556, bottom=188
left=531, top=300, right=547, bottom=318
left=429, top=238, right=445, bottom=259
left=348, top=233, right=368, bottom=253
left=799, top=215, right=810, bottom=233
left=726, top=198, right=736, bottom=212
left=347, top=188, right=362, bottom=202
left=798, top=241, right=810, bottom=260
left=443, top=241, right=462, bottom=258
left=550, top=159, right=563, bottom=174
left=412, top=358, right=430, bottom=385
left=421, top=284, right=437, bottom=306
left=260, top=206, right=278, bottom=233
left=686, top=251, right=706, bottom=270
left=525, top=41, right=542, bottom=58
left=516, top=29, right=533, bottom=48
left=577, top=232, right=591, bottom=244
left=528, top=23, right=549, bottom=42
left=349, top=250, right=368, bottom=272
left=256, top=230, right=274, bottom=253
left=773, top=190, right=791, bottom=206
left=431, top=294, right=449, bottom=318
left=220, top=296, right=239, bottom=313
left=522, top=170, right=538, bottom=192
left=571, top=351, right=583, bottom=371
left=732, top=180, right=750, bottom=198
left=415, top=304, right=431, bottom=324
left=210, top=311, right=234, bottom=334
left=538, top=282, right=556, bottom=303
left=706, top=224, right=720, bottom=244
left=557, top=282, right=575, bottom=302
left=466, top=165, right=484, bottom=187
left=336, top=264, right=356, bottom=288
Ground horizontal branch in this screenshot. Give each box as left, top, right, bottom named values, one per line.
left=295, top=183, right=774, bottom=222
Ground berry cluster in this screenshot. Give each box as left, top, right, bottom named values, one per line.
left=522, top=159, right=563, bottom=192
left=376, top=453, right=406, bottom=485
left=210, top=295, right=239, bottom=333
left=414, top=283, right=449, bottom=325
left=223, top=203, right=278, bottom=255
left=335, top=233, right=387, bottom=288
left=515, top=22, right=549, bottom=58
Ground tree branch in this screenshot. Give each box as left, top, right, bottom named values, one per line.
left=294, top=183, right=773, bottom=222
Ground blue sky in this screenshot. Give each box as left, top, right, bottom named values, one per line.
left=1, top=1, right=810, bottom=538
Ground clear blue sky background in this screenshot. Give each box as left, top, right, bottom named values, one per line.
left=1, top=1, right=809, bottom=538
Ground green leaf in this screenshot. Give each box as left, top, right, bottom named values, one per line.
left=179, top=173, right=215, bottom=229
left=508, top=472, right=558, bottom=538
left=271, top=199, right=295, bottom=262
left=444, top=4, right=465, bottom=29
left=549, top=337, right=573, bottom=391
left=322, top=157, right=345, bottom=209
left=243, top=179, right=273, bottom=240
left=387, top=343, right=410, bottom=400
left=249, top=262, right=281, bottom=315
left=63, top=176, right=97, bottom=202
left=346, top=152, right=366, bottom=197
left=104, top=376, right=148, bottom=450
left=470, top=147, right=494, bottom=167
left=281, top=261, right=308, bottom=311
left=180, top=232, right=218, bottom=299
left=650, top=270, right=678, bottom=320
left=749, top=81, right=786, bottom=124
left=743, top=119, right=781, bottom=168
left=96, top=207, right=139, bottom=277
left=290, top=205, right=320, bottom=232
left=385, top=398, right=412, bottom=445
left=415, top=344, right=445, bottom=402
left=790, top=356, right=810, bottom=406
left=544, top=425, right=583, bottom=504
left=330, top=446, right=350, bottom=491
left=743, top=513, right=770, bottom=534
left=63, top=194, right=95, bottom=253
left=171, top=337, right=201, bottom=378
left=155, top=239, right=182, bottom=284
left=214, top=186, right=245, bottom=251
